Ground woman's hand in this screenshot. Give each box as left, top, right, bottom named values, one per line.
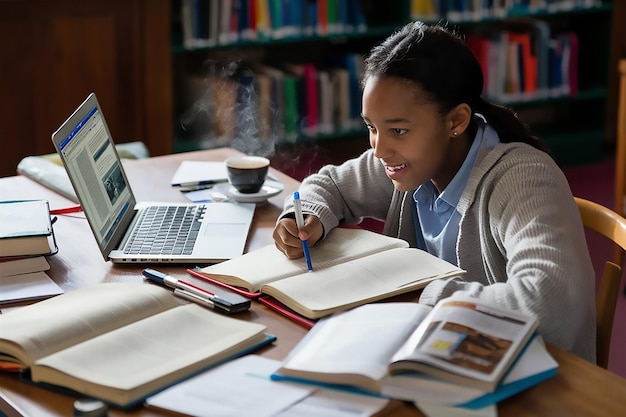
left=273, top=215, right=324, bottom=259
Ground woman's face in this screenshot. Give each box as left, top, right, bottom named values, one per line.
left=362, top=76, right=468, bottom=193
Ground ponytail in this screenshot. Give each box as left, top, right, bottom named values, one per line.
left=473, top=98, right=550, bottom=154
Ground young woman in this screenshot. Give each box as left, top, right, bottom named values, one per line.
left=273, top=21, right=596, bottom=362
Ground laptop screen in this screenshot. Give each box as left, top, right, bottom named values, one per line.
left=54, top=95, right=136, bottom=256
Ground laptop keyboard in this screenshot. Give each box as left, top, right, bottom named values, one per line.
left=124, top=205, right=205, bottom=255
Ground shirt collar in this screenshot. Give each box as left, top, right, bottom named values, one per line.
left=414, top=116, right=494, bottom=209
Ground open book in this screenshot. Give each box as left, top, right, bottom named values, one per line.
left=272, top=296, right=547, bottom=398
left=192, top=228, right=465, bottom=319
left=0, top=283, right=274, bottom=408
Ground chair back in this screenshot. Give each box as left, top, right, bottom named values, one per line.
left=616, top=59, right=626, bottom=264
left=575, top=197, right=626, bottom=369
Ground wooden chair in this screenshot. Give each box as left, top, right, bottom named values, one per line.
left=616, top=59, right=626, bottom=266
left=574, top=197, right=626, bottom=369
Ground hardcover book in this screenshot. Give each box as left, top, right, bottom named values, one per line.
left=0, top=200, right=57, bottom=257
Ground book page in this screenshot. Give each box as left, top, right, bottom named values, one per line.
left=147, top=355, right=316, bottom=417
left=381, top=336, right=557, bottom=407
left=263, top=247, right=465, bottom=319
left=276, top=303, right=432, bottom=392
left=199, top=228, right=410, bottom=292
left=0, top=256, right=49, bottom=277
left=0, top=271, right=63, bottom=306
left=147, top=354, right=389, bottom=417
left=389, top=296, right=539, bottom=389
left=0, top=283, right=178, bottom=367
left=31, top=304, right=268, bottom=407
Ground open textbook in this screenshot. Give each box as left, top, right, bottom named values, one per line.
left=0, top=283, right=274, bottom=408
left=192, top=228, right=465, bottom=319
left=272, top=297, right=552, bottom=398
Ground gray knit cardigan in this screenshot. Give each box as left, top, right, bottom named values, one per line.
left=282, top=137, right=596, bottom=363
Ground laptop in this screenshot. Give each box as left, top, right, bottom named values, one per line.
left=51, top=93, right=255, bottom=264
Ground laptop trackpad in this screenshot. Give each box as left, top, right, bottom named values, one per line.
left=203, top=223, right=247, bottom=237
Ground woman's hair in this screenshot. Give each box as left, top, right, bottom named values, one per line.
left=363, top=21, right=549, bottom=153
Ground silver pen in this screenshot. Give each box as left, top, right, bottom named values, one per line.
left=174, top=288, right=218, bottom=310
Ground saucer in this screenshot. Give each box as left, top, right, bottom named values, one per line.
left=215, top=180, right=285, bottom=203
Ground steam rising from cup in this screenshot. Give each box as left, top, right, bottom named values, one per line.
left=180, top=60, right=278, bottom=158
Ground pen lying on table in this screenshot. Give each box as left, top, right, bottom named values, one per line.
left=141, top=268, right=248, bottom=314
left=172, top=179, right=229, bottom=188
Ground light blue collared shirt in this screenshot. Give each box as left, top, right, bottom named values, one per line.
left=413, top=117, right=498, bottom=265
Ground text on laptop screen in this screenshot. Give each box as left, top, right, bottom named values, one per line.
left=57, top=105, right=134, bottom=249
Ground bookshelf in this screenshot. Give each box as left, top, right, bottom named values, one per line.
left=2, top=1, right=620, bottom=179
left=169, top=0, right=624, bottom=166
left=170, top=0, right=404, bottom=156
left=443, top=2, right=614, bottom=165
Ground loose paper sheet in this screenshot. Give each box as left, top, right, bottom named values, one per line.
left=0, top=272, right=63, bottom=306
left=170, top=161, right=228, bottom=186
left=146, top=354, right=388, bottom=417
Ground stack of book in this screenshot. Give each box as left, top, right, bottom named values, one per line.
left=0, top=200, right=63, bottom=307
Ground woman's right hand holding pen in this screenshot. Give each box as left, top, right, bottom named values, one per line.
left=273, top=215, right=323, bottom=259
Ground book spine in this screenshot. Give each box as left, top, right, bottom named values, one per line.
left=186, top=268, right=262, bottom=298
left=258, top=296, right=316, bottom=328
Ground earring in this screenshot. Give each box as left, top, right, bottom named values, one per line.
left=452, top=131, right=458, bottom=137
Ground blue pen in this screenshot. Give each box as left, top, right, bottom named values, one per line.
left=293, top=192, right=313, bottom=271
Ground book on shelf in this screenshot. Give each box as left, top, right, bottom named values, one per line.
left=251, top=62, right=286, bottom=139
left=190, top=228, right=465, bottom=320
left=508, top=30, right=537, bottom=97
left=271, top=297, right=554, bottom=405
left=316, top=0, right=329, bottom=35
left=0, top=200, right=58, bottom=258
left=0, top=282, right=274, bottom=408
left=317, top=69, right=335, bottom=135
left=282, top=72, right=301, bottom=141
left=284, top=63, right=319, bottom=136
left=339, top=52, right=365, bottom=129
left=330, top=67, right=351, bottom=131
left=254, top=70, right=274, bottom=140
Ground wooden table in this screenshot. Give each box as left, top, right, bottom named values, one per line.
left=1, top=148, right=625, bottom=417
